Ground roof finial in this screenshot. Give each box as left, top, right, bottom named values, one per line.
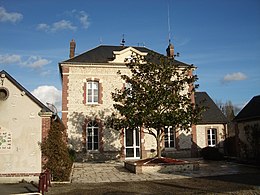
left=120, top=34, right=125, bottom=46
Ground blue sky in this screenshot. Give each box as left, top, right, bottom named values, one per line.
left=0, top=0, right=259, bottom=113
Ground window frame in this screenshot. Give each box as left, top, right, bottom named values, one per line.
left=164, top=126, right=175, bottom=149
left=207, top=128, right=217, bottom=147
left=86, top=120, right=99, bottom=151
left=86, top=80, right=99, bottom=104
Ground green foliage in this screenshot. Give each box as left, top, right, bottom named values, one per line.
left=110, top=53, right=204, bottom=157
left=41, top=121, right=72, bottom=181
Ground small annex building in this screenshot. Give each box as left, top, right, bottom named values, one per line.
left=0, top=70, right=54, bottom=183
left=233, top=95, right=260, bottom=160
left=194, top=92, right=228, bottom=154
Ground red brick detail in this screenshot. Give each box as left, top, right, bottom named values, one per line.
left=98, top=82, right=103, bottom=104
left=97, top=119, right=104, bottom=153
left=42, top=117, right=51, bottom=141
left=61, top=66, right=69, bottom=129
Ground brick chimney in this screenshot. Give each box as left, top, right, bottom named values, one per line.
left=166, top=43, right=174, bottom=58
left=69, top=39, right=76, bottom=58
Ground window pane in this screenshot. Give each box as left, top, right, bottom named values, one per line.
left=170, top=141, right=174, bottom=147
left=88, top=96, right=92, bottom=103
left=126, top=129, right=133, bottom=146
left=136, top=148, right=140, bottom=157
left=87, top=143, right=92, bottom=150
left=94, top=143, right=98, bottom=150
left=94, top=96, right=98, bottom=103
left=94, top=136, right=98, bottom=142
left=126, top=148, right=134, bottom=157
left=87, top=83, right=92, bottom=89
left=165, top=142, right=169, bottom=148
left=94, top=89, right=98, bottom=96
left=135, top=129, right=140, bottom=146
left=93, top=82, right=98, bottom=89
left=94, top=128, right=98, bottom=135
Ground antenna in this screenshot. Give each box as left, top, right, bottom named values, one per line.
left=120, top=34, right=125, bottom=46
left=167, top=2, right=171, bottom=44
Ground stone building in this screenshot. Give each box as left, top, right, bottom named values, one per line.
left=233, top=95, right=260, bottom=160
left=59, top=40, right=226, bottom=161
left=194, top=92, right=228, bottom=154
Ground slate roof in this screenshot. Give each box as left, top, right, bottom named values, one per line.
left=233, top=95, right=260, bottom=122
left=0, top=70, right=52, bottom=112
left=195, top=92, right=227, bottom=124
left=61, top=45, right=191, bottom=67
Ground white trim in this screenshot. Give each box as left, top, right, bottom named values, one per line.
left=124, top=128, right=140, bottom=160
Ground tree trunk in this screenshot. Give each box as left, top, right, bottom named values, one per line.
left=157, top=137, right=162, bottom=158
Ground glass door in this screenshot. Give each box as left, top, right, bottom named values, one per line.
left=125, top=128, right=140, bottom=159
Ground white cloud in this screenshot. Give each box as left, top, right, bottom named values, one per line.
left=21, top=56, right=51, bottom=68
left=37, top=20, right=77, bottom=32
left=0, top=54, right=21, bottom=64
left=0, top=6, right=23, bottom=23
left=37, top=10, right=90, bottom=32
left=31, top=85, right=62, bottom=112
left=36, top=23, right=50, bottom=31
left=223, top=72, right=247, bottom=82
left=52, top=20, right=77, bottom=31
left=78, top=11, right=90, bottom=29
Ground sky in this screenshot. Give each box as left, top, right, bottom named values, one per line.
left=0, top=0, right=259, bottom=114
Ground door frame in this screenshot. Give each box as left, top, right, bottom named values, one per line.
left=124, top=128, right=140, bottom=160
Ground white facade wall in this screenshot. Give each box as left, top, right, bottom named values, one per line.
left=0, top=78, right=42, bottom=183
left=196, top=124, right=226, bottom=150
left=66, top=64, right=131, bottom=153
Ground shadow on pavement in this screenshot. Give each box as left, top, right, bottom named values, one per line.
left=0, top=183, right=38, bottom=195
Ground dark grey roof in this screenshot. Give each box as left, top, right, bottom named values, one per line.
left=234, top=95, right=260, bottom=122
left=195, top=92, right=227, bottom=124
left=0, top=70, right=52, bottom=113
left=62, top=45, right=191, bottom=67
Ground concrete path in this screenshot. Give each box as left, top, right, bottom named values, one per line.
left=70, top=159, right=259, bottom=183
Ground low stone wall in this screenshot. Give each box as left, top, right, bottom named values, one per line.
left=124, top=161, right=199, bottom=174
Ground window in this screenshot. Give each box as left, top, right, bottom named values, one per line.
left=125, top=82, right=132, bottom=98
left=87, top=81, right=99, bottom=104
left=87, top=121, right=99, bottom=150
left=207, top=128, right=217, bottom=147
left=164, top=126, right=175, bottom=148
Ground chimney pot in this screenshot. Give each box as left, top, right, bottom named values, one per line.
left=69, top=39, right=76, bottom=58
left=166, top=43, right=174, bottom=58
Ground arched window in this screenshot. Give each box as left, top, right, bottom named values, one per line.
left=87, top=121, right=99, bottom=150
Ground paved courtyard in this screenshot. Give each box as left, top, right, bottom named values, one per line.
left=70, top=159, right=259, bottom=183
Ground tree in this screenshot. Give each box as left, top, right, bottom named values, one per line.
left=41, top=120, right=72, bottom=181
left=111, top=53, right=204, bottom=158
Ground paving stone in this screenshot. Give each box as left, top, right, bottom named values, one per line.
left=70, top=159, right=260, bottom=183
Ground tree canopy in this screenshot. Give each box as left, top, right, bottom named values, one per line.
left=110, top=53, right=204, bottom=157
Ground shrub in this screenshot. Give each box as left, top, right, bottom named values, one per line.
left=200, top=147, right=224, bottom=161
left=41, top=121, right=72, bottom=181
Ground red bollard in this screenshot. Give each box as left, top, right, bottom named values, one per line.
left=38, top=173, right=46, bottom=195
